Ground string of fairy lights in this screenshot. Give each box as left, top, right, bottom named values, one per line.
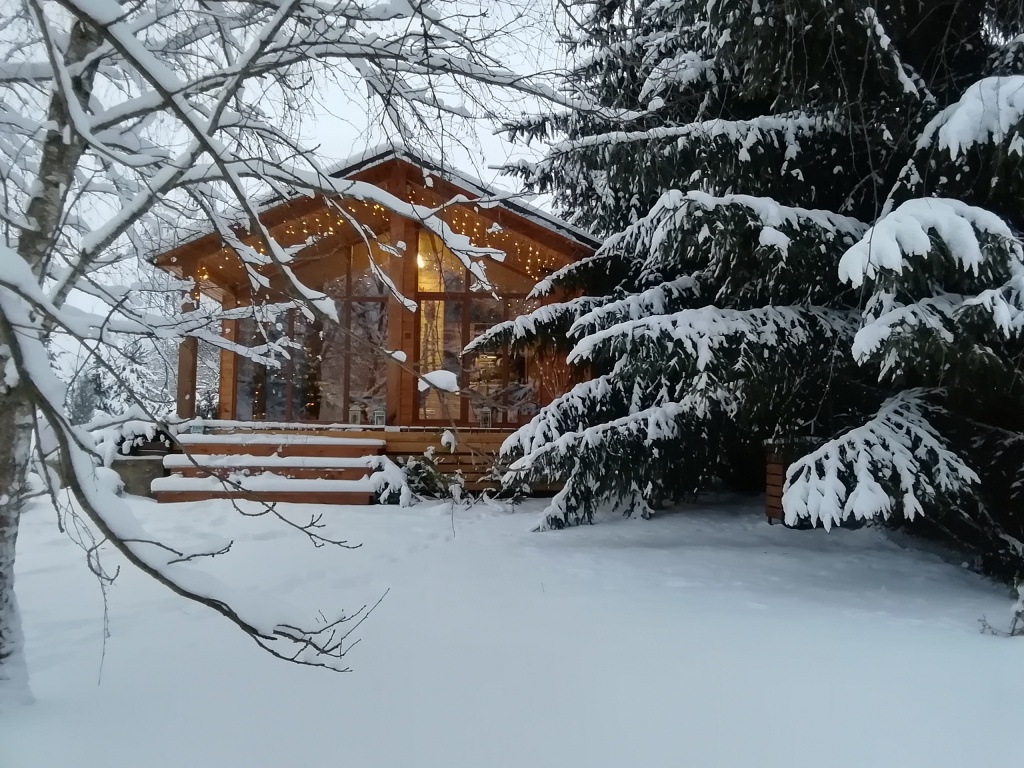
left=190, top=190, right=564, bottom=286
left=185, top=181, right=567, bottom=422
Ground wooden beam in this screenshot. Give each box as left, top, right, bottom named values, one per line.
left=218, top=295, right=238, bottom=420
left=398, top=217, right=419, bottom=426
left=382, top=161, right=423, bottom=425
left=176, top=291, right=199, bottom=419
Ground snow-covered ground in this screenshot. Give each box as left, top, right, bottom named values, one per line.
left=3, top=495, right=1022, bottom=767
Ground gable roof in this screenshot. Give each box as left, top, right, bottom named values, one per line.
left=323, top=143, right=600, bottom=250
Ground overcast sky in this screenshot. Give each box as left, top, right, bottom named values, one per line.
left=297, top=0, right=568, bottom=199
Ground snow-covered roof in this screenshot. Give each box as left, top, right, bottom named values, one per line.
left=323, top=142, right=600, bottom=249
left=157, top=144, right=599, bottom=262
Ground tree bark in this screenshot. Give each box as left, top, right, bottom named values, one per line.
left=0, top=18, right=102, bottom=702
left=0, top=382, right=36, bottom=706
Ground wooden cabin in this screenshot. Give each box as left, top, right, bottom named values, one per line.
left=150, top=146, right=597, bottom=503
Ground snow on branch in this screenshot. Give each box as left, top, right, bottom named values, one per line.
left=838, top=198, right=1021, bottom=289
left=506, top=400, right=688, bottom=478
left=529, top=251, right=620, bottom=298
left=851, top=291, right=963, bottom=366
left=857, top=7, right=934, bottom=103
left=571, top=276, right=701, bottom=336
left=501, top=373, right=626, bottom=459
left=548, top=112, right=836, bottom=162
left=783, top=392, right=979, bottom=530
left=464, top=296, right=605, bottom=355
left=634, top=189, right=867, bottom=243
left=916, top=76, right=1024, bottom=159
left=568, top=306, right=856, bottom=371
left=963, top=273, right=1024, bottom=338
left=639, top=50, right=715, bottom=103
left=601, top=188, right=866, bottom=296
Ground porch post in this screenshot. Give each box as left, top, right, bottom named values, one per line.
left=386, top=216, right=419, bottom=425
left=176, top=288, right=199, bottom=419
left=385, top=163, right=419, bottom=426
left=217, top=295, right=238, bottom=420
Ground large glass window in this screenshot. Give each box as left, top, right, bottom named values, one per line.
left=234, top=243, right=389, bottom=423
left=234, top=311, right=320, bottom=422
left=230, top=232, right=548, bottom=427
left=415, top=234, right=539, bottom=426
left=317, top=248, right=390, bottom=423
left=464, top=298, right=539, bottom=426
left=417, top=298, right=463, bottom=421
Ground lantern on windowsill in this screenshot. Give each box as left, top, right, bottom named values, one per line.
left=371, top=407, right=386, bottom=426
left=476, top=406, right=493, bottom=429
left=348, top=405, right=362, bottom=425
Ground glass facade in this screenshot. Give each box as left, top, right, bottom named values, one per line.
left=234, top=311, right=321, bottom=422
left=233, top=234, right=542, bottom=426
left=415, top=232, right=538, bottom=426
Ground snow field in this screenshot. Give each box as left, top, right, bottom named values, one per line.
left=2, top=496, right=1021, bottom=768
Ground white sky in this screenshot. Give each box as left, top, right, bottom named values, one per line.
left=294, top=0, right=568, bottom=201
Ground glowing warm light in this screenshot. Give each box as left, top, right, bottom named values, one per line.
left=416, top=254, right=425, bottom=268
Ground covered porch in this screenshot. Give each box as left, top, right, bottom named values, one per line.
left=149, top=148, right=594, bottom=503
left=158, top=148, right=593, bottom=432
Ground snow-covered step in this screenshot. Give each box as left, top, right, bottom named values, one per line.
left=152, top=472, right=379, bottom=505
left=163, top=453, right=381, bottom=481
left=163, top=454, right=380, bottom=469
left=174, top=433, right=385, bottom=458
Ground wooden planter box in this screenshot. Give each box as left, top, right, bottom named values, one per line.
left=765, top=447, right=788, bottom=525
left=765, top=440, right=820, bottom=528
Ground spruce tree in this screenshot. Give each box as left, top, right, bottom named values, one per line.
left=476, top=0, right=1024, bottom=575
left=65, top=365, right=105, bottom=425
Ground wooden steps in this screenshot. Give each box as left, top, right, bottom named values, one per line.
left=163, top=454, right=376, bottom=481
left=153, top=426, right=520, bottom=503
left=154, top=434, right=387, bottom=505
left=153, top=491, right=377, bottom=505
left=379, top=429, right=510, bottom=492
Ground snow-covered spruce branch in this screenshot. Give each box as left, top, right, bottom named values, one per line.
left=838, top=198, right=1024, bottom=370
left=505, top=400, right=687, bottom=506
left=612, top=188, right=868, bottom=256
left=543, top=111, right=838, bottom=164
left=571, top=276, right=702, bottom=335
left=782, top=392, right=979, bottom=530
left=839, top=198, right=1022, bottom=291
left=602, top=189, right=867, bottom=298
left=914, top=76, right=1024, bottom=162
left=464, top=295, right=605, bottom=355
left=856, top=7, right=934, bottom=104
left=852, top=291, right=966, bottom=366
left=962, top=273, right=1024, bottom=338
left=500, top=373, right=628, bottom=459
left=568, top=306, right=857, bottom=371
left=528, top=250, right=627, bottom=298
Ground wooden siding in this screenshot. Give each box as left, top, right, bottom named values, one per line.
left=162, top=155, right=595, bottom=428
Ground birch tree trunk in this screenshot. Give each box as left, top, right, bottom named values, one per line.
left=0, top=18, right=100, bottom=703
left=0, top=377, right=35, bottom=706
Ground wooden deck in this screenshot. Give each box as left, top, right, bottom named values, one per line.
left=153, top=424, right=515, bottom=504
